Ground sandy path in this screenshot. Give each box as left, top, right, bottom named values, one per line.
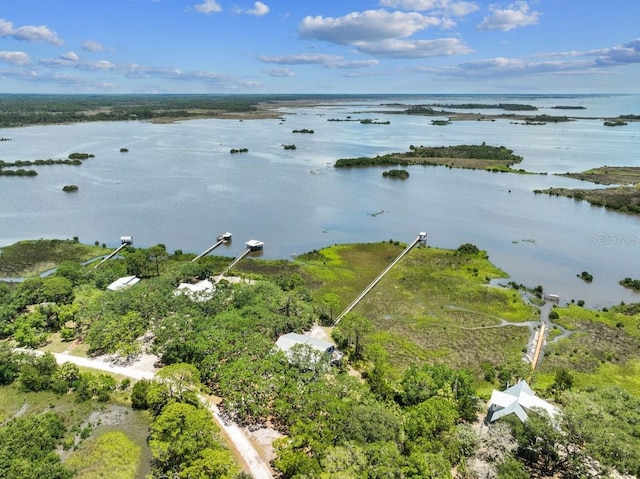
left=21, top=349, right=274, bottom=479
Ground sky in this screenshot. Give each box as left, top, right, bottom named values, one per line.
left=0, top=0, right=639, bottom=94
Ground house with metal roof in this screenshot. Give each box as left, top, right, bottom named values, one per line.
left=486, top=380, right=558, bottom=423
left=106, top=275, right=140, bottom=291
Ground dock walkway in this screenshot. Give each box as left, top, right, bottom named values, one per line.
left=333, top=233, right=425, bottom=325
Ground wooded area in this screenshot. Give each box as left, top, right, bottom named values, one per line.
left=1, top=240, right=640, bottom=477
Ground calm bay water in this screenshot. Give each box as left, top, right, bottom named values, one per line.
left=1, top=94, right=639, bottom=308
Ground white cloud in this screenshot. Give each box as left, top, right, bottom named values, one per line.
left=82, top=60, right=117, bottom=72
left=379, top=0, right=479, bottom=16
left=298, top=10, right=443, bottom=45
left=331, top=59, right=380, bottom=69
left=40, top=51, right=80, bottom=68
left=424, top=51, right=618, bottom=80
left=356, top=37, right=473, bottom=58
left=591, top=38, right=640, bottom=66
left=259, top=53, right=343, bottom=65
left=246, top=2, right=270, bottom=16
left=0, top=18, right=64, bottom=45
left=259, top=53, right=378, bottom=69
left=477, top=1, right=540, bottom=31
left=82, top=40, right=106, bottom=52
left=61, top=51, right=79, bottom=62
left=264, top=67, right=295, bottom=77
left=194, top=0, right=222, bottom=14
left=0, top=51, right=30, bottom=66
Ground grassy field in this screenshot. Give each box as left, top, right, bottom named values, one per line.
left=0, top=384, right=153, bottom=479
left=537, top=304, right=640, bottom=394
left=65, top=431, right=142, bottom=479
left=0, top=239, right=108, bottom=277
left=298, top=242, right=538, bottom=380
left=560, top=166, right=640, bottom=185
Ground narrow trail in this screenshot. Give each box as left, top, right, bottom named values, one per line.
left=22, top=349, right=274, bottom=479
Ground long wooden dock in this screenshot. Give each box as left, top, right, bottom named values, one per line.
left=333, top=233, right=426, bottom=325
left=215, top=240, right=263, bottom=284
left=530, top=322, right=547, bottom=370
left=192, top=233, right=232, bottom=262
left=93, top=241, right=130, bottom=269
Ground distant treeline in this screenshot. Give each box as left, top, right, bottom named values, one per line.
left=524, top=114, right=571, bottom=123
left=551, top=105, right=586, bottom=110
left=404, top=106, right=451, bottom=115
left=0, top=94, right=261, bottom=127
left=422, top=103, right=538, bottom=111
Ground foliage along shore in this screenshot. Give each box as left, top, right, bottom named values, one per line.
left=335, top=143, right=531, bottom=173
left=534, top=166, right=640, bottom=215
left=534, top=185, right=640, bottom=214
left=557, top=166, right=640, bottom=185
left=0, top=94, right=638, bottom=128
left=1, top=238, right=640, bottom=478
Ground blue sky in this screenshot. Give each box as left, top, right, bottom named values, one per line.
left=1, top=0, right=639, bottom=94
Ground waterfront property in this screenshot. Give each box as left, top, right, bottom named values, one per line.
left=246, top=240, right=264, bottom=251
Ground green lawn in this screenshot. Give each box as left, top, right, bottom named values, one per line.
left=300, top=242, right=538, bottom=379
left=0, top=239, right=108, bottom=277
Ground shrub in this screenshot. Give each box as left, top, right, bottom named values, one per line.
left=457, top=243, right=480, bottom=255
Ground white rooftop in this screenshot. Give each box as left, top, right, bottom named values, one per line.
left=174, top=279, right=215, bottom=301
left=107, top=275, right=140, bottom=291
left=487, top=380, right=558, bottom=423
left=276, top=332, right=335, bottom=353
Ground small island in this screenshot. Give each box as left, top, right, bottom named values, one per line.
left=120, top=147, right=129, bottom=152
left=230, top=148, right=249, bottom=154
left=604, top=120, right=628, bottom=127
left=62, top=184, right=79, bottom=192
left=283, top=144, right=297, bottom=150
left=578, top=271, right=593, bottom=282
left=335, top=143, right=526, bottom=173
left=382, top=169, right=409, bottom=179
left=620, top=277, right=640, bottom=290
left=551, top=105, right=586, bottom=110
left=360, top=119, right=390, bottom=125
left=431, top=120, right=451, bottom=126
left=68, top=152, right=95, bottom=160
left=0, top=168, right=38, bottom=176
left=292, top=128, right=314, bottom=133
